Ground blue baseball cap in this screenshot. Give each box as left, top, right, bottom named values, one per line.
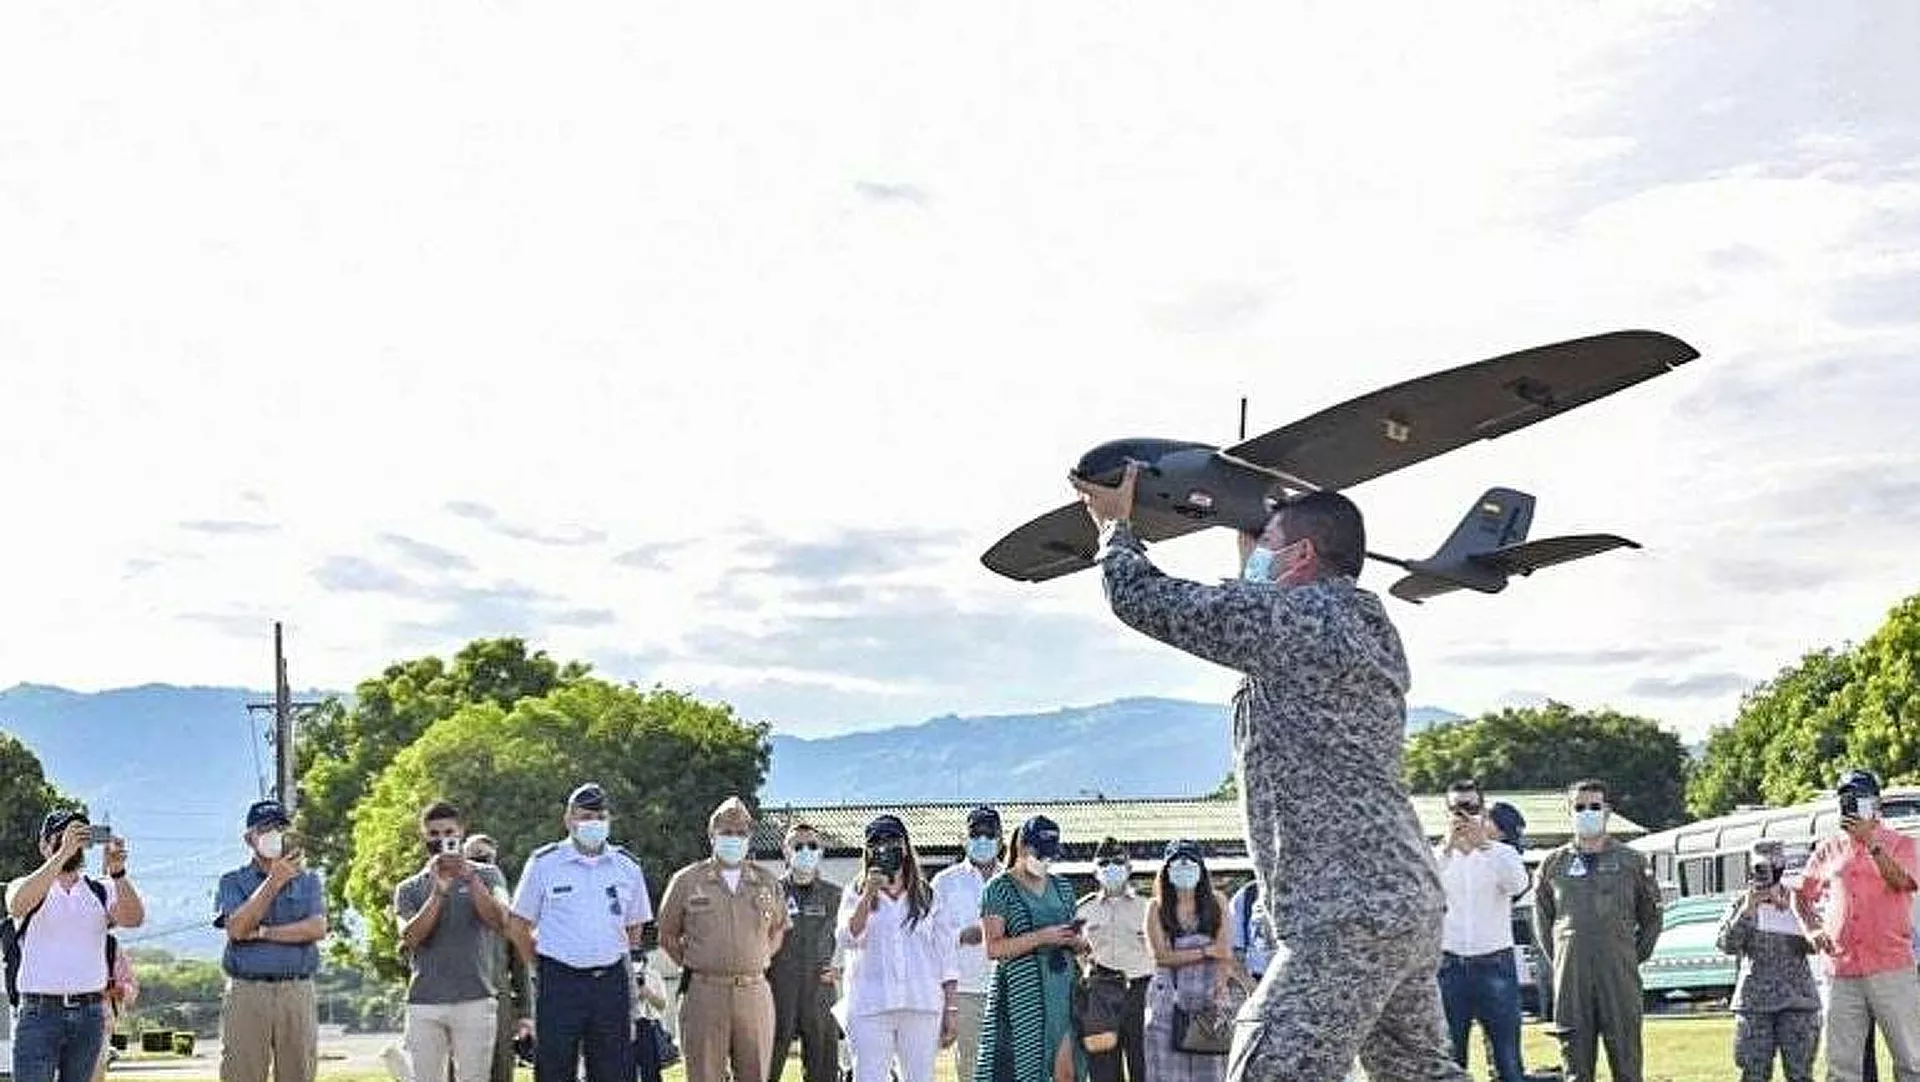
left=245, top=799, right=290, bottom=830
left=1020, top=815, right=1063, bottom=860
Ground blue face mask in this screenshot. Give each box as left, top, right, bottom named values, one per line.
left=1168, top=860, right=1201, bottom=890
left=572, top=819, right=610, bottom=848
left=1241, top=546, right=1277, bottom=582
left=790, top=846, right=822, bottom=873
left=1097, top=864, right=1129, bottom=890
left=966, top=836, right=1000, bottom=863
left=1572, top=809, right=1607, bottom=838
left=713, top=835, right=750, bottom=866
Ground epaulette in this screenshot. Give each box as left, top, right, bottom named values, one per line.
left=529, top=842, right=564, bottom=859
left=1075, top=891, right=1101, bottom=908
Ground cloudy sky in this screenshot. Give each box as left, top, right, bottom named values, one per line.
left=2, top=2, right=1916, bottom=742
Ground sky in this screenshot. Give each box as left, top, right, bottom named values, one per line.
left=2, top=2, right=1917, bottom=742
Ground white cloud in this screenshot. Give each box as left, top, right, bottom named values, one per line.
left=0, top=1, right=1914, bottom=745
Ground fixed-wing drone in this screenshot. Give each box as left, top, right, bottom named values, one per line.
left=981, top=329, right=1699, bottom=603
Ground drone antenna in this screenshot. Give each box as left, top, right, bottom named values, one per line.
left=1238, top=396, right=1248, bottom=441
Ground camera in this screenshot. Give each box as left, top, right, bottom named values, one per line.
left=1840, top=790, right=1858, bottom=818
left=87, top=824, right=113, bottom=846
left=436, top=837, right=463, bottom=855
left=868, top=845, right=903, bottom=878
left=1749, top=862, right=1781, bottom=889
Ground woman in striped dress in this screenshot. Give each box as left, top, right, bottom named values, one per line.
left=974, top=815, right=1088, bottom=1082
left=1144, top=839, right=1233, bottom=1082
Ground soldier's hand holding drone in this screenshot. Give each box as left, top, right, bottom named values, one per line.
left=1069, top=461, right=1140, bottom=528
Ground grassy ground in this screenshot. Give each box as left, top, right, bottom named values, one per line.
left=130, top=1016, right=1902, bottom=1082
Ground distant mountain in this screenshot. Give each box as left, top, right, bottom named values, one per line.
left=0, top=682, right=337, bottom=960
left=763, top=697, right=1464, bottom=805
left=0, top=683, right=1460, bottom=957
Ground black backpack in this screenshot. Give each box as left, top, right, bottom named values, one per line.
left=1, top=877, right=111, bottom=1007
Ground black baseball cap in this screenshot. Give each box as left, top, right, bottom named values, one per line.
left=246, top=799, right=291, bottom=830
left=1837, top=769, right=1881, bottom=797
left=1019, top=815, right=1063, bottom=860
left=1163, top=838, right=1204, bottom=864
left=568, top=783, right=609, bottom=811
left=41, top=808, right=89, bottom=841
left=865, top=814, right=908, bottom=844
left=966, top=806, right=1002, bottom=836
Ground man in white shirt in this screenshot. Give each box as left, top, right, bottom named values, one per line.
left=928, top=806, right=1002, bottom=1082
left=7, top=809, right=146, bottom=1082
left=1434, top=781, right=1529, bottom=1082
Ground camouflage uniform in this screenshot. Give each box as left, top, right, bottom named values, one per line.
left=1716, top=897, right=1821, bottom=1082
left=1097, top=521, right=1469, bottom=1082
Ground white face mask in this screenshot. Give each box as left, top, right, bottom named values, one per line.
left=1168, top=859, right=1201, bottom=890
left=1021, top=854, right=1051, bottom=878
left=254, top=831, right=285, bottom=860
left=1097, top=864, right=1129, bottom=891
left=1572, top=809, right=1607, bottom=838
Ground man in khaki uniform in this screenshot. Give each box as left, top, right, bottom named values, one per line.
left=657, top=797, right=788, bottom=1082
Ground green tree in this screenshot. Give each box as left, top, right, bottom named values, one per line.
left=295, top=638, right=586, bottom=921
left=0, top=731, right=81, bottom=875
left=1687, top=593, right=1920, bottom=817
left=1403, top=701, right=1691, bottom=829
left=342, top=679, right=770, bottom=981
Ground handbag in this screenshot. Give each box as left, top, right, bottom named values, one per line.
left=1073, top=968, right=1130, bottom=1053
left=1168, top=959, right=1243, bottom=1056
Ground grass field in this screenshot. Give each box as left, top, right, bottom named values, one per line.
left=124, top=1015, right=1902, bottom=1082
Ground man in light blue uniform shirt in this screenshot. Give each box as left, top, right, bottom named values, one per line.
left=508, top=783, right=653, bottom=1082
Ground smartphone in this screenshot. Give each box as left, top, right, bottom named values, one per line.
left=87, top=824, right=113, bottom=846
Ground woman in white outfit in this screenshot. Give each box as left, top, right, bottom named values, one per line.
left=836, top=814, right=960, bottom=1082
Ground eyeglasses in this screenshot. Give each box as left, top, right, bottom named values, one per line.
left=1573, top=802, right=1606, bottom=812
left=1095, top=858, right=1126, bottom=868
left=1449, top=805, right=1482, bottom=816
left=968, top=831, right=1000, bottom=841
left=792, top=842, right=821, bottom=852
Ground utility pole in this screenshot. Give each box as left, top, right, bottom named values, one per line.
left=246, top=622, right=324, bottom=814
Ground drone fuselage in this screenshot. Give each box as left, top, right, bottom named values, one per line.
left=1074, top=438, right=1279, bottom=534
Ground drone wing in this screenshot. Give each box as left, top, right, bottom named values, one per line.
left=1475, top=533, right=1641, bottom=577
left=1223, top=329, right=1698, bottom=490
left=981, top=503, right=1211, bottom=583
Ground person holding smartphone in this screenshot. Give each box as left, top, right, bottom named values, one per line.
left=393, top=802, right=511, bottom=1082
left=835, top=816, right=958, bottom=1082
left=1717, top=841, right=1820, bottom=1082
left=213, top=798, right=328, bottom=1082
left=975, top=816, right=1087, bottom=1082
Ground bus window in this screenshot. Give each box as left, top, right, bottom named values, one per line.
left=1680, top=856, right=1715, bottom=896
left=1719, top=853, right=1747, bottom=892
left=1652, top=853, right=1674, bottom=885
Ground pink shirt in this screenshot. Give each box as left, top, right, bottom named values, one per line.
left=1797, top=825, right=1920, bottom=978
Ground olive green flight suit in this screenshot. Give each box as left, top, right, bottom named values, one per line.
left=1530, top=839, right=1663, bottom=1082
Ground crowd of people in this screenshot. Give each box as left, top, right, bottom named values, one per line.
left=6, top=484, right=1920, bottom=1082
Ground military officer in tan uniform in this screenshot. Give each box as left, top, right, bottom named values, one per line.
left=657, top=797, right=789, bottom=1082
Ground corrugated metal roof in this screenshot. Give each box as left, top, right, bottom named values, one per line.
left=750, top=793, right=1646, bottom=857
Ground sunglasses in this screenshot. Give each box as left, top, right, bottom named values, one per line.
left=1449, top=804, right=1482, bottom=816
left=1573, top=802, right=1606, bottom=812
left=792, top=842, right=821, bottom=852
left=1095, top=858, right=1127, bottom=868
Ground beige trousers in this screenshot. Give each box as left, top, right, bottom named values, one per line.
left=219, top=978, right=318, bottom=1082
left=681, top=975, right=774, bottom=1082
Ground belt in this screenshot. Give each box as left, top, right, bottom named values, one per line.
left=537, top=956, right=624, bottom=979
left=232, top=974, right=313, bottom=983
left=20, top=992, right=105, bottom=1007
left=1442, top=948, right=1512, bottom=963
left=689, top=971, right=766, bottom=987
left=1091, top=965, right=1150, bottom=986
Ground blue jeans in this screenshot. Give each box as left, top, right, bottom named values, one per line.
left=1438, top=949, right=1525, bottom=1082
left=11, top=996, right=108, bottom=1082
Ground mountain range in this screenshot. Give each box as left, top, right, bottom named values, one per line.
left=0, top=682, right=1461, bottom=957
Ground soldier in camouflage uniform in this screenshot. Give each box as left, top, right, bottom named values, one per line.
left=1072, top=467, right=1469, bottom=1082
left=1716, top=841, right=1821, bottom=1082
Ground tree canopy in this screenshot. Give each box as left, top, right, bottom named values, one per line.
left=1403, top=701, right=1691, bottom=829
left=342, top=678, right=770, bottom=981
left=0, top=731, right=80, bottom=875
left=295, top=638, right=586, bottom=919
left=1687, top=594, right=1920, bottom=817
